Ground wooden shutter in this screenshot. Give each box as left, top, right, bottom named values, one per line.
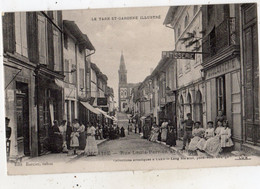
left=21, top=12, right=28, bottom=57
left=15, top=13, right=22, bottom=54
left=38, top=15, right=47, bottom=65
left=53, top=29, right=60, bottom=71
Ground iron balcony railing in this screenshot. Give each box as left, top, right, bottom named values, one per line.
left=203, top=17, right=237, bottom=60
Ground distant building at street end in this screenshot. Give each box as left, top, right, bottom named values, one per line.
left=118, top=51, right=139, bottom=113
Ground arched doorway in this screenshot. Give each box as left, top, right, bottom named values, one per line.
left=195, top=90, right=203, bottom=125
left=186, top=93, right=192, bottom=116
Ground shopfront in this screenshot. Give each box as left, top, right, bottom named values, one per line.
left=204, top=57, right=242, bottom=148
left=36, top=68, right=64, bottom=155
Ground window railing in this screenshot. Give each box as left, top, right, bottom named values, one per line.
left=203, top=17, right=237, bottom=60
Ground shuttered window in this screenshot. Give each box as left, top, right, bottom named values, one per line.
left=15, top=12, right=28, bottom=57
left=79, top=68, right=84, bottom=89
left=64, top=59, right=70, bottom=83
left=38, top=14, right=48, bottom=65
left=53, top=29, right=61, bottom=71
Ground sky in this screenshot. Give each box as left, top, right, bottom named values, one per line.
left=63, top=7, right=175, bottom=106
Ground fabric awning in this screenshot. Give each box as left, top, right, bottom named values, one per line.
left=111, top=116, right=117, bottom=121
left=80, top=101, right=101, bottom=115
left=95, top=108, right=113, bottom=119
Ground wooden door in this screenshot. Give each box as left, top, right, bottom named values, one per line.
left=16, top=93, right=30, bottom=156
left=243, top=4, right=259, bottom=145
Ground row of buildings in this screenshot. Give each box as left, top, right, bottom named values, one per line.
left=3, top=11, right=115, bottom=159
left=127, top=4, right=259, bottom=152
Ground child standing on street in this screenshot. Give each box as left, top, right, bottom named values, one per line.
left=70, top=127, right=79, bottom=155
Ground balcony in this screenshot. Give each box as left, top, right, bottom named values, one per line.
left=202, top=17, right=239, bottom=67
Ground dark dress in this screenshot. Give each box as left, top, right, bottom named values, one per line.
left=115, top=126, right=120, bottom=138
left=143, top=124, right=149, bottom=139
left=66, top=125, right=72, bottom=150
left=166, top=126, right=176, bottom=146
left=120, top=127, right=125, bottom=137
left=78, top=132, right=86, bottom=150
left=50, top=125, right=63, bottom=153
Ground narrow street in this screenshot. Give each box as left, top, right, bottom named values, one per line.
left=74, top=132, right=179, bottom=162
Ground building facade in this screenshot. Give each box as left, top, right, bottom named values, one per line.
left=3, top=11, right=64, bottom=158
left=164, top=6, right=205, bottom=132
left=201, top=4, right=242, bottom=149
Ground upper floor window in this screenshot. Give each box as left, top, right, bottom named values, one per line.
left=79, top=68, right=84, bottom=89
left=64, top=59, right=70, bottom=83
left=53, top=28, right=62, bottom=71
left=193, top=5, right=199, bottom=16
left=72, top=64, right=77, bottom=84
left=15, top=12, right=28, bottom=57
left=184, top=14, right=189, bottom=28
left=38, top=14, right=48, bottom=65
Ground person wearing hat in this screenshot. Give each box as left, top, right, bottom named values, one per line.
left=182, top=113, right=194, bottom=150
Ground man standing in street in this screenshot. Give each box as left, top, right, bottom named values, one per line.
left=182, top=113, right=194, bottom=150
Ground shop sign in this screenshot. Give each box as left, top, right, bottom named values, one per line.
left=162, top=51, right=195, bottom=60
left=206, top=58, right=240, bottom=79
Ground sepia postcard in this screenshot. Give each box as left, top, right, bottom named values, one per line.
left=2, top=3, right=260, bottom=175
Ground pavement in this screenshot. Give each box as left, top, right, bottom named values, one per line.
left=18, top=139, right=108, bottom=164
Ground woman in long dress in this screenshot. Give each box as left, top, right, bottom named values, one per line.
left=77, top=122, right=86, bottom=150
left=59, top=120, right=68, bottom=153
left=188, top=121, right=204, bottom=152
left=84, top=124, right=98, bottom=156
left=50, top=120, right=63, bottom=153
left=149, top=123, right=160, bottom=142
left=197, top=121, right=215, bottom=151
left=166, top=121, right=176, bottom=147
left=204, top=121, right=223, bottom=157
left=161, top=120, right=168, bottom=142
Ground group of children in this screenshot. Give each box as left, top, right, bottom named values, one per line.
left=187, top=120, right=233, bottom=157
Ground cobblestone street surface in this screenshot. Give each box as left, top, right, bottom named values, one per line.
left=75, top=133, right=180, bottom=162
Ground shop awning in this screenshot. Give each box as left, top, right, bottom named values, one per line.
left=80, top=101, right=101, bottom=115
left=111, top=116, right=118, bottom=121
left=95, top=108, right=113, bottom=119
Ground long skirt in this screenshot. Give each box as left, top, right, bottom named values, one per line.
left=204, top=136, right=222, bottom=157
left=196, top=138, right=206, bottom=151
left=51, top=134, right=63, bottom=153
left=78, top=132, right=86, bottom=150
left=84, top=136, right=98, bottom=156
left=188, top=136, right=201, bottom=151
left=166, top=132, right=176, bottom=146
left=150, top=132, right=159, bottom=142
left=161, top=129, right=167, bottom=142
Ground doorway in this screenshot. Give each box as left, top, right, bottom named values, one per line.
left=16, top=82, right=30, bottom=156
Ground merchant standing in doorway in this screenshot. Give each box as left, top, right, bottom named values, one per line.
left=182, top=113, right=194, bottom=150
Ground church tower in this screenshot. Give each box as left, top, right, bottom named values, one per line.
left=118, top=51, right=128, bottom=112
left=118, top=51, right=127, bottom=84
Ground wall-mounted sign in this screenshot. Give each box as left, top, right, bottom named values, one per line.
left=162, top=51, right=195, bottom=60
left=97, top=97, right=108, bottom=106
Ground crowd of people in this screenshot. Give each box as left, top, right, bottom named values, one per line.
left=148, top=119, right=177, bottom=147
left=47, top=119, right=125, bottom=156
left=144, top=110, right=234, bottom=157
